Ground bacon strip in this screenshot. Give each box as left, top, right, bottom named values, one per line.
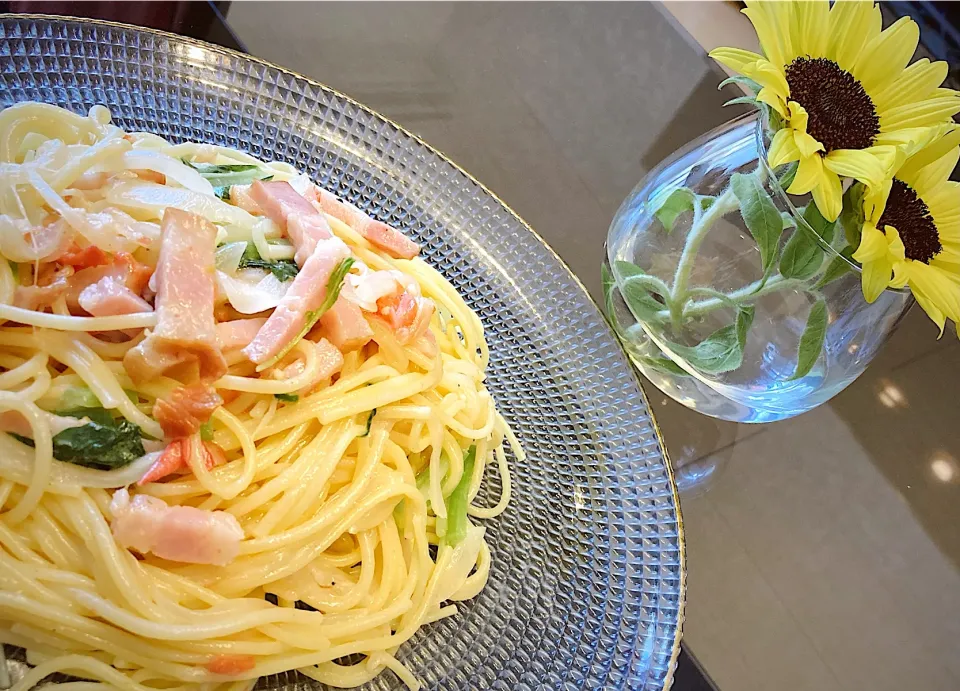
left=241, top=239, right=350, bottom=366
left=314, top=188, right=420, bottom=260
left=110, top=488, right=242, bottom=565
left=78, top=276, right=153, bottom=316
left=248, top=180, right=332, bottom=266
left=318, top=297, right=373, bottom=351
left=123, top=209, right=226, bottom=384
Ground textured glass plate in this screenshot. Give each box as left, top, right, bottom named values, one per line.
left=0, top=15, right=684, bottom=691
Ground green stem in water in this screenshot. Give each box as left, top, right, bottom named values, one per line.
left=668, top=188, right=739, bottom=325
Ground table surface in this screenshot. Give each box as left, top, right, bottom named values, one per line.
left=10, top=2, right=960, bottom=690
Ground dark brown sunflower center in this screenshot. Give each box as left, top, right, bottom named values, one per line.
left=784, top=57, right=879, bottom=152
left=878, top=179, right=941, bottom=264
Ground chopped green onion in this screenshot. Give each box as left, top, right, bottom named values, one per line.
left=274, top=393, right=299, bottom=403
left=199, top=421, right=214, bottom=441
left=256, top=257, right=355, bottom=371
left=443, top=446, right=476, bottom=547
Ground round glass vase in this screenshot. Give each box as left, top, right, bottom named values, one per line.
left=604, top=112, right=914, bottom=423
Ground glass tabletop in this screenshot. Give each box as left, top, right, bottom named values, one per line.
left=7, top=2, right=960, bottom=690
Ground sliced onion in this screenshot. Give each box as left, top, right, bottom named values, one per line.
left=433, top=524, right=485, bottom=605
left=112, top=150, right=214, bottom=196
left=106, top=181, right=256, bottom=228
left=215, top=241, right=248, bottom=275
left=216, top=269, right=290, bottom=314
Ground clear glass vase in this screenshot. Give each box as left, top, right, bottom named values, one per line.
left=604, top=112, right=915, bottom=423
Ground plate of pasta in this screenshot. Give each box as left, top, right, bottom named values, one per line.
left=0, top=15, right=684, bottom=691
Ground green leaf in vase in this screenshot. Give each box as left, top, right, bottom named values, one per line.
left=635, top=355, right=689, bottom=376
left=601, top=261, right=616, bottom=319
left=614, top=261, right=670, bottom=324
left=665, top=305, right=755, bottom=375
left=779, top=203, right=837, bottom=280
left=653, top=188, right=696, bottom=233
left=840, top=182, right=866, bottom=249
left=731, top=172, right=784, bottom=275
left=788, top=297, right=827, bottom=381
left=813, top=245, right=857, bottom=289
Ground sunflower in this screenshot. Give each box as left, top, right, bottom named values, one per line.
left=853, top=124, right=960, bottom=334
left=710, top=0, right=960, bottom=222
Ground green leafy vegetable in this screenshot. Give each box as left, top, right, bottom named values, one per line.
left=237, top=242, right=299, bottom=282
left=359, top=409, right=376, bottom=437
left=256, top=257, right=355, bottom=371
left=199, top=421, right=214, bottom=441
left=182, top=159, right=274, bottom=188
left=779, top=203, right=836, bottom=280
left=789, top=297, right=827, bottom=381
left=274, top=393, right=299, bottom=403
left=653, top=188, right=695, bottom=233
left=57, top=386, right=102, bottom=412
left=12, top=408, right=145, bottom=470
left=443, top=446, right=477, bottom=547
left=666, top=305, right=755, bottom=375
left=241, top=258, right=299, bottom=282
left=213, top=186, right=231, bottom=201
left=732, top=172, right=784, bottom=274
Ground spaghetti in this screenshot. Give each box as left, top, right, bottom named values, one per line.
left=0, top=102, right=520, bottom=690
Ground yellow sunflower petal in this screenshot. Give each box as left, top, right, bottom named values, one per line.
left=881, top=95, right=960, bottom=131
left=794, top=131, right=824, bottom=159
left=746, top=0, right=797, bottom=64
left=768, top=127, right=801, bottom=167
left=852, top=16, right=920, bottom=93
left=709, top=47, right=767, bottom=74
left=872, top=59, right=949, bottom=113
left=912, top=283, right=947, bottom=336
left=787, top=101, right=809, bottom=134
left=891, top=261, right=912, bottom=289
left=795, top=0, right=830, bottom=58
left=811, top=168, right=843, bottom=222
left=741, top=6, right=784, bottom=68
left=906, top=262, right=960, bottom=332
left=853, top=222, right=889, bottom=262
left=742, top=61, right=790, bottom=100
left=923, top=181, right=960, bottom=231
left=896, top=126, right=960, bottom=185
left=822, top=148, right=889, bottom=189
left=884, top=225, right=907, bottom=262
left=909, top=147, right=960, bottom=198
left=756, top=87, right=787, bottom=117
left=860, top=254, right=894, bottom=303
left=873, top=125, right=948, bottom=160
left=788, top=151, right=824, bottom=195
left=863, top=179, right=893, bottom=224
left=827, top=0, right=880, bottom=69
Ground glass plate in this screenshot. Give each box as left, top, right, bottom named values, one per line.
left=0, top=15, right=684, bottom=691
